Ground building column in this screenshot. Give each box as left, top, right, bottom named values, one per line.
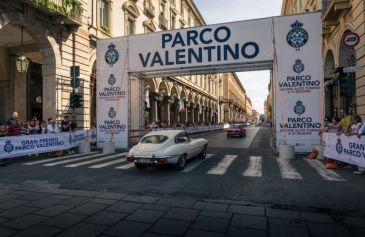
left=166, top=102, right=170, bottom=126
left=153, top=101, right=158, bottom=122
left=160, top=102, right=164, bottom=124
left=191, top=105, right=195, bottom=124
left=185, top=105, right=188, bottom=123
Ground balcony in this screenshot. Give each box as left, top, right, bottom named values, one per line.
left=322, top=0, right=350, bottom=26
left=30, top=0, right=83, bottom=26
left=143, top=0, right=155, bottom=18
left=159, top=14, right=168, bottom=30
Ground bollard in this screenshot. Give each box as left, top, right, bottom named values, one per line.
left=103, top=141, right=115, bottom=154
left=78, top=141, right=91, bottom=154
left=279, top=144, right=295, bottom=160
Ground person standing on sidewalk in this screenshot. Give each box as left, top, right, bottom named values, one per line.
left=61, top=115, right=71, bottom=132
left=7, top=111, right=21, bottom=136
left=61, top=115, right=74, bottom=154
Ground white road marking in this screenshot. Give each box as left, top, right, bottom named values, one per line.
left=242, top=156, right=262, bottom=177
left=43, top=153, right=107, bottom=166
left=89, top=158, right=127, bottom=168
left=276, top=158, right=303, bottom=179
left=181, top=154, right=213, bottom=173
left=23, top=152, right=98, bottom=165
left=207, top=155, right=237, bottom=175
left=114, top=163, right=135, bottom=170
left=305, top=159, right=346, bottom=181
left=65, top=153, right=127, bottom=168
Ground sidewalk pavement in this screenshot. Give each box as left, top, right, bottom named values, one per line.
left=0, top=181, right=364, bottom=237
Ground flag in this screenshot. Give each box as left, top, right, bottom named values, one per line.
left=179, top=99, right=185, bottom=112
left=144, top=90, right=150, bottom=109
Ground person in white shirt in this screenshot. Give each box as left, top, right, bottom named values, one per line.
left=47, top=120, right=59, bottom=133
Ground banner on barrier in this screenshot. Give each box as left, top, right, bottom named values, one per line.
left=0, top=130, right=94, bottom=159
left=323, top=132, right=365, bottom=168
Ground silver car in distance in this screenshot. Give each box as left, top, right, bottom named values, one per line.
left=127, top=130, right=208, bottom=170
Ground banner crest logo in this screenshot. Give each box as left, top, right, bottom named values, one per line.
left=336, top=138, right=343, bottom=155
left=108, top=74, right=116, bottom=86
left=293, top=59, right=304, bottom=74
left=287, top=20, right=308, bottom=51
left=293, top=100, right=305, bottom=116
left=105, top=43, right=119, bottom=67
left=108, top=107, right=117, bottom=119
left=4, top=140, right=14, bottom=153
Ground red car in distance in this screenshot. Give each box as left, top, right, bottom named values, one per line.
left=226, top=124, right=246, bottom=138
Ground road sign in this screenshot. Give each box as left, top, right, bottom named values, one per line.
left=342, top=32, right=360, bottom=48
left=343, top=65, right=363, bottom=73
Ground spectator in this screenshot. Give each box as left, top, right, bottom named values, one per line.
left=7, top=111, right=21, bottom=136
left=47, top=120, right=59, bottom=133
left=20, top=121, right=29, bottom=135
left=28, top=119, right=40, bottom=135
left=345, top=115, right=362, bottom=137
left=61, top=115, right=72, bottom=132
left=336, top=110, right=351, bottom=135
left=0, top=124, right=7, bottom=136
left=70, top=115, right=77, bottom=132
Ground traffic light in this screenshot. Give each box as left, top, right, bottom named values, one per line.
left=69, top=92, right=77, bottom=108
left=70, top=66, right=81, bottom=88
left=71, top=78, right=81, bottom=88
left=69, top=93, right=84, bottom=108
left=75, top=93, right=84, bottom=108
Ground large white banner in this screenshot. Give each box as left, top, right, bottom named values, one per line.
left=323, top=133, right=365, bottom=168
left=97, top=12, right=322, bottom=151
left=128, top=18, right=273, bottom=72
left=97, top=39, right=129, bottom=148
left=274, top=12, right=322, bottom=152
left=0, top=130, right=90, bottom=159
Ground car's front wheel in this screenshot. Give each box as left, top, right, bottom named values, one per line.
left=135, top=163, right=147, bottom=169
left=198, top=145, right=207, bottom=159
left=175, top=154, right=186, bottom=171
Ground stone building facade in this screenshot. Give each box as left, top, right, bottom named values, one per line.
left=282, top=0, right=365, bottom=119
left=0, top=0, right=251, bottom=128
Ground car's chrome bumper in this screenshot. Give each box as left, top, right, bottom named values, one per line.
left=127, top=155, right=179, bottom=165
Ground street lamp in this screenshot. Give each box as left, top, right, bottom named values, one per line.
left=15, top=26, right=29, bottom=73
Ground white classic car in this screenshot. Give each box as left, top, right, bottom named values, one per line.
left=127, top=130, right=208, bottom=170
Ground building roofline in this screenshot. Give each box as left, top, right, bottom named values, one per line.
left=188, top=0, right=206, bottom=25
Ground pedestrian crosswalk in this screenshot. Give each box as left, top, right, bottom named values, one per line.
left=22, top=152, right=347, bottom=182
left=207, top=155, right=237, bottom=175
left=242, top=156, right=262, bottom=177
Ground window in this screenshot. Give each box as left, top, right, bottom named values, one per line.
left=123, top=1, right=139, bottom=34
left=175, top=133, right=190, bottom=143
left=141, top=135, right=168, bottom=144
left=100, top=0, right=109, bottom=28
left=126, top=18, right=135, bottom=35
left=161, top=2, right=166, bottom=17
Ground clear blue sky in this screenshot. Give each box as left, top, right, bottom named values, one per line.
left=194, top=0, right=282, bottom=114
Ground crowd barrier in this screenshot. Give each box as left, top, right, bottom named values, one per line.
left=0, top=130, right=97, bottom=160
left=323, top=132, right=365, bottom=168
left=0, top=126, right=223, bottom=160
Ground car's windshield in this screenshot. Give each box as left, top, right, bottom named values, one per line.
left=140, top=135, right=168, bottom=144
